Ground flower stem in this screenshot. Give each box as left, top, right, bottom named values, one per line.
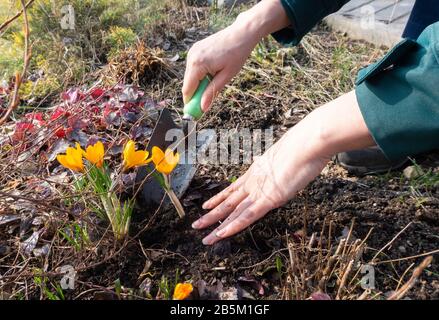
left=163, top=174, right=185, bottom=218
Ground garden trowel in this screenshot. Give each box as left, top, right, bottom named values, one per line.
left=137, top=77, right=212, bottom=206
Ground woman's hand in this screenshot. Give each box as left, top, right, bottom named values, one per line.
left=182, top=23, right=258, bottom=111
left=192, top=91, right=376, bottom=245
left=182, top=0, right=291, bottom=111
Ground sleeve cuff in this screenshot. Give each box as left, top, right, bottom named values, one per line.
left=271, top=0, right=349, bottom=46
left=271, top=0, right=302, bottom=46
left=355, top=69, right=439, bottom=162
left=355, top=23, right=439, bottom=162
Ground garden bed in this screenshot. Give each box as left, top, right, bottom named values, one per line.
left=0, top=2, right=438, bottom=300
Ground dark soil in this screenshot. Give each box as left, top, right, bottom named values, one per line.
left=78, top=92, right=439, bottom=300
left=119, top=130, right=439, bottom=301
left=1, top=4, right=438, bottom=300
left=79, top=16, right=439, bottom=300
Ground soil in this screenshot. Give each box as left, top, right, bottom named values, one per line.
left=118, top=129, right=439, bottom=300
left=78, top=143, right=439, bottom=300
left=53, top=18, right=439, bottom=301
left=1, top=4, right=438, bottom=300
left=80, top=85, right=439, bottom=300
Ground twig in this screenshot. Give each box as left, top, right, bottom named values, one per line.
left=388, top=256, right=433, bottom=300
left=0, top=0, right=35, bottom=34
left=0, top=0, right=33, bottom=125
left=336, top=259, right=354, bottom=300
left=371, top=222, right=413, bottom=263
left=373, top=248, right=439, bottom=265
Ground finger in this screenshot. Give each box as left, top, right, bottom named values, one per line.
left=200, top=68, right=233, bottom=112
left=202, top=196, right=253, bottom=245
left=182, top=62, right=208, bottom=104
left=192, top=187, right=247, bottom=229
left=213, top=200, right=272, bottom=242
left=202, top=173, right=247, bottom=210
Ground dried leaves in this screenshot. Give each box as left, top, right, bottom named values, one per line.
left=104, top=42, right=176, bottom=86
left=2, top=84, right=161, bottom=171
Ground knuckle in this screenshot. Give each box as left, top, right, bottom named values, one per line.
left=191, top=55, right=205, bottom=67
left=225, top=187, right=234, bottom=196
left=223, top=200, right=233, bottom=209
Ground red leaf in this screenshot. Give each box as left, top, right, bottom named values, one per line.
left=89, top=104, right=100, bottom=114
left=16, top=122, right=35, bottom=132
left=61, top=88, right=83, bottom=104
left=90, top=87, right=105, bottom=100
left=25, top=112, right=45, bottom=126
left=12, top=122, right=35, bottom=141
left=102, top=104, right=114, bottom=118
left=50, top=107, right=69, bottom=121
left=54, top=127, right=66, bottom=138
left=67, top=115, right=88, bottom=130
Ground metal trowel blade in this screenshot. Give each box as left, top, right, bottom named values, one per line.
left=135, top=108, right=212, bottom=207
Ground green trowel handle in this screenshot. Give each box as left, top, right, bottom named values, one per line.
left=183, top=76, right=210, bottom=120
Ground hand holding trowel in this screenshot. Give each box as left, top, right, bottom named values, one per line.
left=136, top=77, right=213, bottom=213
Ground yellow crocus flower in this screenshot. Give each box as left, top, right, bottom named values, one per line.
left=123, top=140, right=151, bottom=170
left=173, top=283, right=193, bottom=300
left=84, top=141, right=105, bottom=168
left=151, top=146, right=180, bottom=175
left=56, top=142, right=85, bottom=172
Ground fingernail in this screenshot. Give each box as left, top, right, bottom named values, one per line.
left=216, top=229, right=226, bottom=238
left=202, top=237, right=212, bottom=245
left=192, top=220, right=201, bottom=229
left=202, top=201, right=210, bottom=210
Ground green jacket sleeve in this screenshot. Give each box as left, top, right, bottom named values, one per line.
left=272, top=0, right=350, bottom=45
left=355, top=22, right=439, bottom=161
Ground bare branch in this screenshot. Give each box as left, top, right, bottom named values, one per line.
left=0, top=0, right=32, bottom=125
left=0, top=0, right=35, bottom=34
left=388, top=256, right=433, bottom=300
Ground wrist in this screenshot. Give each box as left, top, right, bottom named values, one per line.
left=233, top=0, right=290, bottom=42
left=284, top=110, right=334, bottom=163
left=298, top=91, right=376, bottom=160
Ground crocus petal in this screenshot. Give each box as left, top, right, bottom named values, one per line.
left=123, top=140, right=151, bottom=170
left=123, top=140, right=136, bottom=169
left=56, top=143, right=85, bottom=172
left=133, top=150, right=149, bottom=164
left=85, top=141, right=105, bottom=167
left=152, top=146, right=179, bottom=175
left=75, top=142, right=84, bottom=154
left=57, top=153, right=83, bottom=172
left=165, top=148, right=180, bottom=166
left=173, top=283, right=193, bottom=300
left=56, top=154, right=71, bottom=170
left=151, top=146, right=164, bottom=164
left=123, top=140, right=135, bottom=162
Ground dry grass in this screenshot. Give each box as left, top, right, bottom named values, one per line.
left=0, top=2, right=436, bottom=300
left=279, top=218, right=433, bottom=300
left=102, top=42, right=176, bottom=86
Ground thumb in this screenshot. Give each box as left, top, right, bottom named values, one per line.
left=200, top=68, right=233, bottom=112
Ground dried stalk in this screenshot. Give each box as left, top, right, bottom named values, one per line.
left=336, top=259, right=354, bottom=300
left=0, top=0, right=34, bottom=34
left=371, top=222, right=413, bottom=263
left=388, top=256, right=433, bottom=300
left=0, top=0, right=32, bottom=125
